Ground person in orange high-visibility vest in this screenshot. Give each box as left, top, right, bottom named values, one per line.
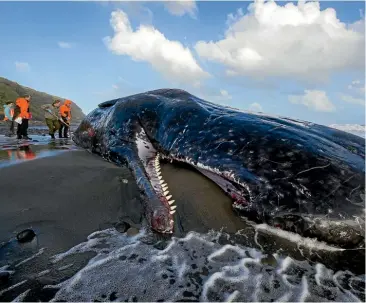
left=3, top=101, right=15, bottom=137
left=59, top=99, right=72, bottom=138
left=14, top=95, right=32, bottom=140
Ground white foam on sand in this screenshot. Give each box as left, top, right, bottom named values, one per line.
left=46, top=228, right=364, bottom=302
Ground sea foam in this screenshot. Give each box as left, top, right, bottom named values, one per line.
left=45, top=228, right=364, bottom=302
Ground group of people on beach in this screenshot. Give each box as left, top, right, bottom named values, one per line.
left=3, top=95, right=72, bottom=140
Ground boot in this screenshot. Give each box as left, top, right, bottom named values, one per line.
left=50, top=133, right=55, bottom=139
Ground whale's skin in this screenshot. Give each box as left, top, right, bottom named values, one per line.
left=73, top=89, right=365, bottom=248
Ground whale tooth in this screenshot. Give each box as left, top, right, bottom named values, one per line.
left=166, top=195, right=172, bottom=200
left=162, top=185, right=168, bottom=191
left=163, top=190, right=169, bottom=196
left=158, top=176, right=162, bottom=180
left=162, top=182, right=167, bottom=187
left=170, top=210, right=176, bottom=215
left=168, top=200, right=175, bottom=205
left=170, top=219, right=174, bottom=224
left=170, top=205, right=177, bottom=210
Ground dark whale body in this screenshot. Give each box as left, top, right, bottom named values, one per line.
left=73, top=89, right=365, bottom=249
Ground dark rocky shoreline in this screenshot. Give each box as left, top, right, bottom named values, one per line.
left=0, top=121, right=79, bottom=136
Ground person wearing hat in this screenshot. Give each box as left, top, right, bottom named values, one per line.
left=59, top=99, right=72, bottom=138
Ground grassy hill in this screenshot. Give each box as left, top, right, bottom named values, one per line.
left=0, top=77, right=85, bottom=122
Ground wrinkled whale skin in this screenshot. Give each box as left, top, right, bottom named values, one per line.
left=73, top=89, right=365, bottom=248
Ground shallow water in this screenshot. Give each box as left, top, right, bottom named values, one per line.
left=0, top=135, right=79, bottom=168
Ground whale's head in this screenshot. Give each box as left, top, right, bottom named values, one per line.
left=73, top=106, right=112, bottom=154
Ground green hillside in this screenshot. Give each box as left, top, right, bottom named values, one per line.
left=0, top=77, right=85, bottom=121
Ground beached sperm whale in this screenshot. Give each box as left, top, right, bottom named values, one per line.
left=73, top=89, right=365, bottom=249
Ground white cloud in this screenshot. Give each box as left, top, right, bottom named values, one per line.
left=348, top=18, right=365, bottom=34
left=191, top=87, right=233, bottom=105
left=112, top=84, right=119, bottom=90
left=289, top=90, right=336, bottom=112
left=15, top=61, right=30, bottom=72
left=219, top=89, right=232, bottom=100
left=248, top=102, right=263, bottom=112
left=163, top=0, right=197, bottom=18
left=347, top=79, right=365, bottom=95
left=58, top=41, right=72, bottom=49
left=195, top=1, right=365, bottom=81
left=339, top=94, right=365, bottom=107
left=104, top=10, right=209, bottom=87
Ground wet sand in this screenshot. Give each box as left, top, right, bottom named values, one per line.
left=0, top=151, right=142, bottom=251
left=0, top=150, right=247, bottom=255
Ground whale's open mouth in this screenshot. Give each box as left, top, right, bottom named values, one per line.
left=135, top=128, right=252, bottom=234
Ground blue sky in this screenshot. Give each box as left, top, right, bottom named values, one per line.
left=0, top=0, right=364, bottom=126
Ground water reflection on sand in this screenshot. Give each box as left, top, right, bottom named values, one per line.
left=0, top=135, right=80, bottom=168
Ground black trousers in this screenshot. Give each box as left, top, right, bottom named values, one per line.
left=17, top=119, right=29, bottom=138
left=10, top=120, right=14, bottom=134
left=59, top=117, right=69, bottom=138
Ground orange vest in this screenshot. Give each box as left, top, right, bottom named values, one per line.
left=16, top=98, right=30, bottom=119
left=60, top=104, right=71, bottom=119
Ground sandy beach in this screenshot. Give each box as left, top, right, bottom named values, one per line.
left=0, top=151, right=140, bottom=249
